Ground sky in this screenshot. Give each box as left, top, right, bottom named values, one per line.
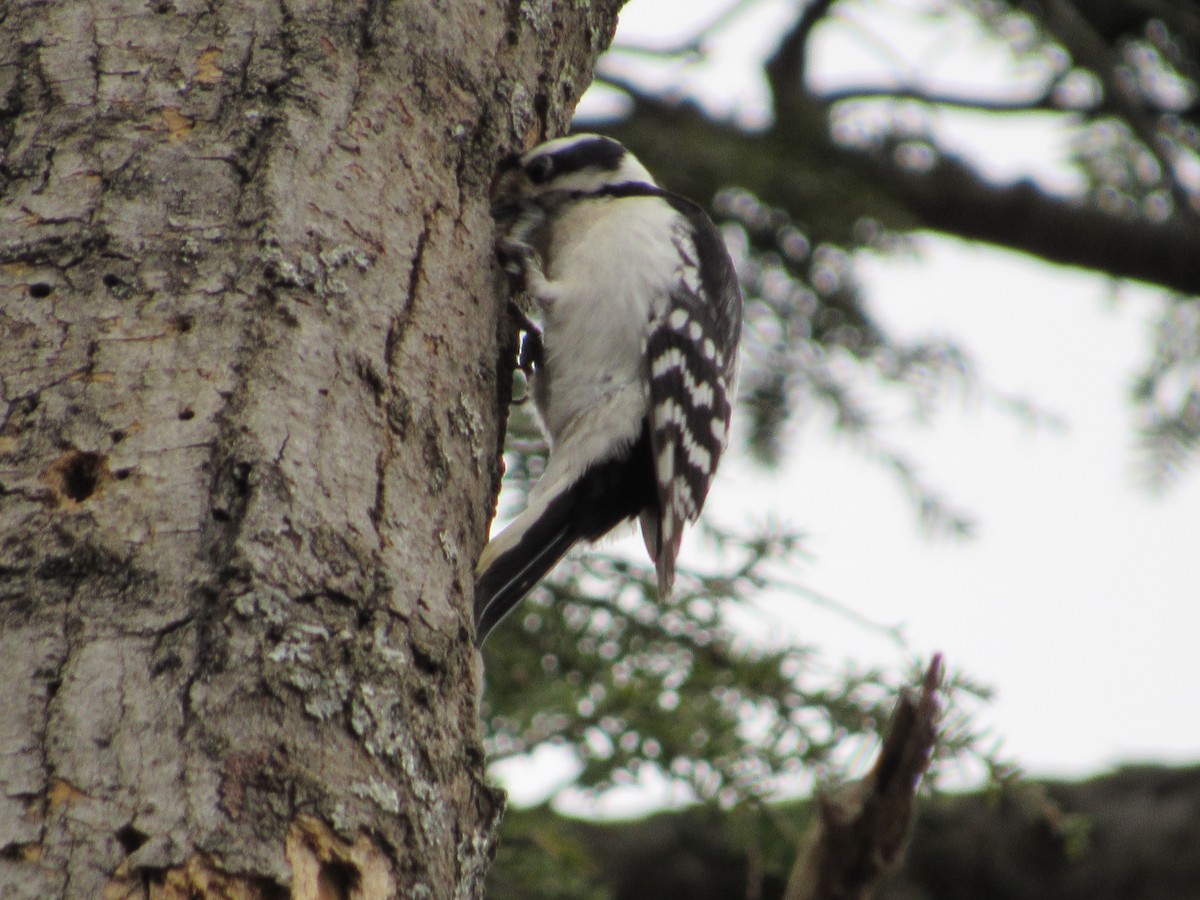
left=492, top=0, right=1200, bottom=812
left=713, top=243, right=1200, bottom=779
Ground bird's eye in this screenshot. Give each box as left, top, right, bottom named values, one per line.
left=526, top=156, right=555, bottom=184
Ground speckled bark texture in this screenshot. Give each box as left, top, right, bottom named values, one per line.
left=0, top=0, right=619, bottom=896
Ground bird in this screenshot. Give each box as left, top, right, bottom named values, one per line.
left=474, top=133, right=743, bottom=646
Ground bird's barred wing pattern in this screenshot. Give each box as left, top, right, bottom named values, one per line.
left=642, top=203, right=742, bottom=594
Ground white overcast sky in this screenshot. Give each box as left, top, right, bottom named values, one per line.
left=493, top=0, right=1200, bottom=812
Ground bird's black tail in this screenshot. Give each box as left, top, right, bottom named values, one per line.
left=473, top=425, right=658, bottom=646
left=474, top=489, right=581, bottom=645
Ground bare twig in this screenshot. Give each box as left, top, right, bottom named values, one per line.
left=784, top=654, right=943, bottom=900
left=819, top=84, right=1064, bottom=114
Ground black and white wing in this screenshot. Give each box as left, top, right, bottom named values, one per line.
left=640, top=195, right=743, bottom=594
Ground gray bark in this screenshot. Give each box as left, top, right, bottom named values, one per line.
left=0, top=0, right=618, bottom=896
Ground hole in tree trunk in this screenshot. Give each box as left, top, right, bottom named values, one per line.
left=115, top=824, right=148, bottom=856
left=40, top=450, right=109, bottom=505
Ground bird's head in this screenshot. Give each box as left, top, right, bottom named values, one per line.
left=492, top=134, right=656, bottom=212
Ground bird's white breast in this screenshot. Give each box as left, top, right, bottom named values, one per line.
left=535, top=194, right=682, bottom=447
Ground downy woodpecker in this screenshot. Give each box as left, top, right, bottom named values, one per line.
left=476, top=134, right=743, bottom=645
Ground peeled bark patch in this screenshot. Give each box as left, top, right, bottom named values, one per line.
left=286, top=816, right=396, bottom=900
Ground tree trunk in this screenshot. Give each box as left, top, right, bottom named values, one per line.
left=0, top=1, right=617, bottom=896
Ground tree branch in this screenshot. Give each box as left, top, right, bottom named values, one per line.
left=821, top=81, right=1194, bottom=118
left=820, top=84, right=1064, bottom=114
left=867, top=139, right=1200, bottom=293
left=601, top=97, right=1200, bottom=295
left=783, top=655, right=943, bottom=900
left=766, top=0, right=838, bottom=123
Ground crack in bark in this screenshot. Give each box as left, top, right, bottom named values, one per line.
left=369, top=449, right=390, bottom=547
left=368, top=215, right=433, bottom=543
left=405, top=213, right=432, bottom=308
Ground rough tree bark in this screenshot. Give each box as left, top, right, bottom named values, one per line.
left=0, top=0, right=618, bottom=896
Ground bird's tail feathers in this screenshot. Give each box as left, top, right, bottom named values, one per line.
left=474, top=490, right=580, bottom=646
left=638, top=509, right=676, bottom=598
